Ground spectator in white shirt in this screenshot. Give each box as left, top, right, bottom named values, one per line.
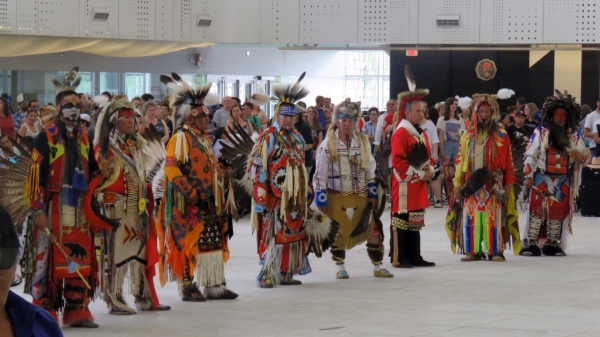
left=212, top=96, right=234, bottom=128
left=584, top=100, right=600, bottom=157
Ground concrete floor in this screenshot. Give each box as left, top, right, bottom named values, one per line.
left=16, top=205, right=600, bottom=337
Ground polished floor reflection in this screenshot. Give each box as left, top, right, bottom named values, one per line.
left=17, top=205, right=600, bottom=337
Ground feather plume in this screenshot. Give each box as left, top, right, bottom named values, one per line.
left=497, top=88, right=515, bottom=100
left=405, top=65, right=417, bottom=91
left=273, top=72, right=309, bottom=106
left=461, top=167, right=490, bottom=197
left=159, top=75, right=181, bottom=91
left=171, top=72, right=194, bottom=93
left=92, top=95, right=110, bottom=108
left=51, top=66, right=81, bottom=94
left=457, top=96, right=473, bottom=110
left=204, top=92, right=219, bottom=107
left=250, top=92, right=270, bottom=106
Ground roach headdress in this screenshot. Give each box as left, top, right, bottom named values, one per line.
left=160, top=72, right=218, bottom=128
left=273, top=72, right=309, bottom=116
left=51, top=66, right=82, bottom=109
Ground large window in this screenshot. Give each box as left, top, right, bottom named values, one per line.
left=100, top=72, right=119, bottom=96
left=125, top=73, right=145, bottom=100
left=344, top=51, right=390, bottom=111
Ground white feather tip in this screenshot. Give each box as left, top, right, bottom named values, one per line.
left=250, top=92, right=270, bottom=106
left=457, top=97, right=473, bottom=110
left=204, top=92, right=219, bottom=107
left=93, top=95, right=110, bottom=108
left=497, top=88, right=515, bottom=100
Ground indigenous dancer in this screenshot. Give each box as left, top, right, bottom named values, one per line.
left=249, top=74, right=312, bottom=288
left=83, top=99, right=170, bottom=314
left=521, top=90, right=588, bottom=256
left=448, top=90, right=521, bottom=262
left=157, top=74, right=237, bottom=301
left=389, top=67, right=436, bottom=268
left=25, top=67, right=99, bottom=327
left=314, top=98, right=393, bottom=279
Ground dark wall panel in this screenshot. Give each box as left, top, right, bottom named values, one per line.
left=390, top=50, right=556, bottom=112
left=528, top=51, right=554, bottom=108
left=390, top=50, right=450, bottom=108
left=581, top=51, right=600, bottom=106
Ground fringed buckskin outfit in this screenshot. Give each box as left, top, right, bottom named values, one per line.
left=313, top=98, right=393, bottom=279
left=448, top=91, right=521, bottom=261
left=83, top=100, right=167, bottom=314
left=249, top=75, right=311, bottom=288
left=157, top=75, right=237, bottom=301
left=24, top=67, right=99, bottom=327
left=521, top=91, right=588, bottom=256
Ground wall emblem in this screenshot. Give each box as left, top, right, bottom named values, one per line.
left=476, top=59, right=497, bottom=81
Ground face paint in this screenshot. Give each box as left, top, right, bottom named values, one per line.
left=60, top=101, right=81, bottom=124
left=553, top=108, right=567, bottom=123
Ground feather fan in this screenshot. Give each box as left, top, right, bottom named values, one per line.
left=0, top=150, right=33, bottom=233
left=510, top=132, right=527, bottom=200
left=406, top=141, right=430, bottom=170
left=304, top=208, right=340, bottom=258
left=350, top=202, right=373, bottom=237
left=461, top=167, right=490, bottom=197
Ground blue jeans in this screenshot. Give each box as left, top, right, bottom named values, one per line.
left=443, top=140, right=460, bottom=164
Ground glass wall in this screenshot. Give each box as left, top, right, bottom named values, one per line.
left=344, top=51, right=390, bottom=111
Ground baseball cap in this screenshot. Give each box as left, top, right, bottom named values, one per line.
left=79, top=114, right=91, bottom=122
left=515, top=110, right=525, bottom=117
left=0, top=205, right=20, bottom=270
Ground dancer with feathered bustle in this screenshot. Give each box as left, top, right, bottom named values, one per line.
left=248, top=73, right=314, bottom=288
left=82, top=98, right=171, bottom=315
left=156, top=74, right=238, bottom=301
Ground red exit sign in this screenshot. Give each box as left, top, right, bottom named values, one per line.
left=406, top=49, right=418, bottom=57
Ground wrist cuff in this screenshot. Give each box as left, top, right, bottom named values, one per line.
left=368, top=181, right=378, bottom=198
left=315, top=190, right=328, bottom=207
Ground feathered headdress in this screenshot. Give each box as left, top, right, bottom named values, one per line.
left=394, top=65, right=429, bottom=126
left=330, top=98, right=361, bottom=127
left=93, top=99, right=138, bottom=159
left=465, top=88, right=514, bottom=134
left=542, top=89, right=581, bottom=132
left=51, top=66, right=82, bottom=107
left=160, top=72, right=218, bottom=127
left=327, top=98, right=371, bottom=170
left=273, top=72, right=309, bottom=116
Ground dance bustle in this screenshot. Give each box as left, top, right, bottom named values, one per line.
left=461, top=167, right=490, bottom=197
